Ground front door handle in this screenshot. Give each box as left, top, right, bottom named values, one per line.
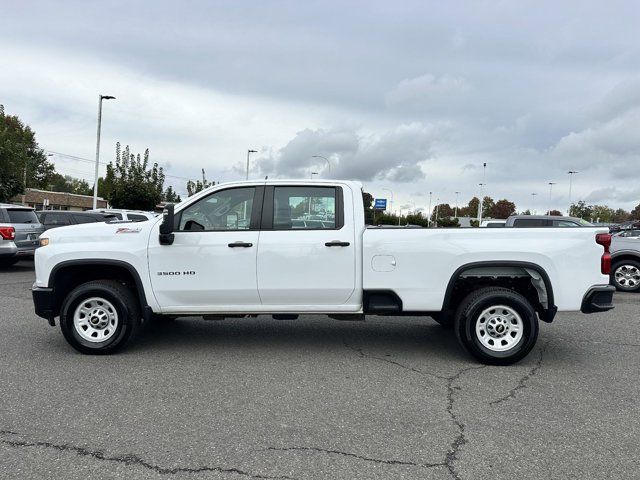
left=325, top=241, right=350, bottom=247
left=228, top=241, right=253, bottom=248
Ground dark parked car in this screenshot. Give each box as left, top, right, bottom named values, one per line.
left=36, top=211, right=116, bottom=230
left=0, top=203, right=45, bottom=266
left=505, top=215, right=592, bottom=227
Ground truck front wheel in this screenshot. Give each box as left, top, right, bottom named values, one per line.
left=454, top=287, right=538, bottom=365
left=59, top=280, right=141, bottom=355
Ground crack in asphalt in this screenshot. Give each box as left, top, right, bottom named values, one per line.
left=489, top=342, right=549, bottom=406
left=0, top=430, right=294, bottom=479
left=443, top=365, right=487, bottom=480
left=262, top=446, right=445, bottom=469
left=343, top=342, right=449, bottom=380
left=343, top=342, right=488, bottom=480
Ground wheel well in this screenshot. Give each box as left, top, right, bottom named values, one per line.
left=612, top=254, right=640, bottom=267
left=443, top=264, right=555, bottom=322
left=49, top=261, right=146, bottom=317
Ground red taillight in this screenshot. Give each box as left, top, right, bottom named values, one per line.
left=596, top=233, right=612, bottom=274
left=0, top=226, right=15, bottom=240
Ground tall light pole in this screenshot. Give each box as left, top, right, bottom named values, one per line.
left=454, top=191, right=460, bottom=218
left=531, top=193, right=537, bottom=214
left=93, top=95, right=115, bottom=209
left=476, top=162, right=487, bottom=224
left=245, top=149, right=257, bottom=180
left=477, top=183, right=485, bottom=224
left=310, top=172, right=319, bottom=179
left=382, top=188, right=394, bottom=216
left=311, top=155, right=331, bottom=174
left=428, top=191, right=433, bottom=227
left=435, top=198, right=440, bottom=228
left=548, top=182, right=556, bottom=215
left=567, top=171, right=578, bottom=215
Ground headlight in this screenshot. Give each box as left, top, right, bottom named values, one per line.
left=40, top=238, right=50, bottom=247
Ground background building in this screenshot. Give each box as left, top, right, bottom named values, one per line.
left=10, top=188, right=108, bottom=211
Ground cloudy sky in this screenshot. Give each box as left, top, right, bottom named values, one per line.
left=1, top=1, right=639, bottom=212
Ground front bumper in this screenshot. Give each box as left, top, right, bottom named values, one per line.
left=581, top=285, right=615, bottom=314
left=32, top=285, right=56, bottom=326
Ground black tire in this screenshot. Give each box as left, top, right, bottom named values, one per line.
left=611, top=260, right=640, bottom=292
left=454, top=287, right=539, bottom=365
left=59, top=280, right=141, bottom=354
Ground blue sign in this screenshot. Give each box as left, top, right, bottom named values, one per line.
left=374, top=198, right=387, bottom=210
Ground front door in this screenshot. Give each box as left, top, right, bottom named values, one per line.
left=148, top=186, right=263, bottom=312
left=257, top=185, right=357, bottom=307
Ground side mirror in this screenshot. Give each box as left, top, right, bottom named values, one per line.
left=159, top=204, right=175, bottom=245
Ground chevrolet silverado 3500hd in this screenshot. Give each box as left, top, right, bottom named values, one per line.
left=32, top=180, right=614, bottom=364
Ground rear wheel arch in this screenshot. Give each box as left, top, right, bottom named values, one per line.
left=442, top=261, right=555, bottom=323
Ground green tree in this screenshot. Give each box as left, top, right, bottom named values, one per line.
left=548, top=209, right=562, bottom=216
left=162, top=186, right=182, bottom=203
left=482, top=196, right=495, bottom=218
left=490, top=199, right=516, bottom=219
left=0, top=105, right=55, bottom=201
left=459, top=197, right=479, bottom=217
left=48, top=173, right=93, bottom=195
left=106, top=143, right=165, bottom=210
left=631, top=203, right=640, bottom=220
left=187, top=169, right=215, bottom=197
left=611, top=208, right=630, bottom=223
left=591, top=205, right=615, bottom=223
left=570, top=200, right=592, bottom=219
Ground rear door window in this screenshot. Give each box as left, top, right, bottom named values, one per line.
left=553, top=220, right=579, bottom=227
left=272, top=186, right=337, bottom=230
left=7, top=209, right=39, bottom=224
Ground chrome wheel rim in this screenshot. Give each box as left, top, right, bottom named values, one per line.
left=475, top=305, right=523, bottom=352
left=73, top=297, right=119, bottom=343
left=614, top=265, right=640, bottom=289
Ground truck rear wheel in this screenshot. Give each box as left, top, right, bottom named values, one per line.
left=59, top=280, right=141, bottom=355
left=454, top=287, right=538, bottom=365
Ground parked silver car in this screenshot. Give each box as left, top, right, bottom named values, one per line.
left=610, top=229, right=640, bottom=292
left=0, top=204, right=45, bottom=266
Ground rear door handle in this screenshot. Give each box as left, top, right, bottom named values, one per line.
left=325, top=241, right=350, bottom=247
left=228, top=241, right=253, bottom=248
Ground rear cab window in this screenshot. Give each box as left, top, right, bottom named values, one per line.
left=127, top=214, right=148, bottom=222
left=7, top=209, right=39, bottom=224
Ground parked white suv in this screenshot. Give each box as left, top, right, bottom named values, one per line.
left=33, top=180, right=614, bottom=364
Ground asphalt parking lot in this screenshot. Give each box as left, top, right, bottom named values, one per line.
left=1, top=260, right=639, bottom=479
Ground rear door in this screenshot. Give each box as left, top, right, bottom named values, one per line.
left=6, top=208, right=43, bottom=249
left=256, top=185, right=357, bottom=307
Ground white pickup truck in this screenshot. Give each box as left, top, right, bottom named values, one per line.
left=33, top=180, right=614, bottom=364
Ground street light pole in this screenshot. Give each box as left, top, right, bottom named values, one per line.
left=476, top=162, right=487, bottom=224
left=93, top=94, right=115, bottom=209
left=310, top=172, right=318, bottom=179
left=548, top=182, right=556, bottom=215
left=567, top=171, right=578, bottom=215
left=531, top=193, right=537, bottom=214
left=428, top=191, right=433, bottom=227
left=311, top=155, right=331, bottom=174
left=454, top=191, right=460, bottom=218
left=245, top=149, right=257, bottom=180
left=435, top=198, right=440, bottom=228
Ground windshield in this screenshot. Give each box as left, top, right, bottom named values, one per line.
left=7, top=209, right=39, bottom=224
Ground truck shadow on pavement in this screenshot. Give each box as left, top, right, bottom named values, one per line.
left=128, top=316, right=466, bottom=360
